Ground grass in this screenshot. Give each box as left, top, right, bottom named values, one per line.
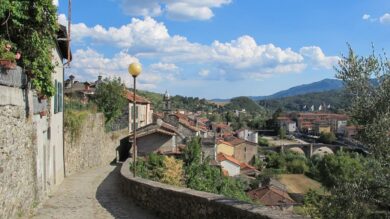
left=278, top=174, right=325, bottom=194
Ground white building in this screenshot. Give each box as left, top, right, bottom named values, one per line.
left=237, top=128, right=258, bottom=144
left=217, top=153, right=241, bottom=176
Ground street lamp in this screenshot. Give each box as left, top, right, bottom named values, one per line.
left=128, top=62, right=142, bottom=177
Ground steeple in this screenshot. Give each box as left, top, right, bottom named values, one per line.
left=163, top=90, right=171, bottom=113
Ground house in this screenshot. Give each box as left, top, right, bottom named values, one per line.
left=64, top=75, right=102, bottom=103
left=125, top=90, right=153, bottom=133
left=131, top=119, right=185, bottom=156
left=294, top=112, right=349, bottom=134
left=276, top=117, right=297, bottom=134
left=217, top=153, right=241, bottom=176
left=313, top=120, right=331, bottom=135
left=216, top=136, right=258, bottom=163
left=247, top=186, right=296, bottom=211
left=236, top=128, right=258, bottom=144
left=32, top=24, right=71, bottom=193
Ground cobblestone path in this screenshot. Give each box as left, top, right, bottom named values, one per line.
left=31, top=165, right=157, bottom=219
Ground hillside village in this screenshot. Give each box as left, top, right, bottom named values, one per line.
left=1, top=1, right=389, bottom=219
left=62, top=74, right=368, bottom=212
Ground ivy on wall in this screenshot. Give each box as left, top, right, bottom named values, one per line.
left=0, top=0, right=59, bottom=97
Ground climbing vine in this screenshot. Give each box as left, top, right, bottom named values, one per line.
left=0, top=0, right=59, bottom=97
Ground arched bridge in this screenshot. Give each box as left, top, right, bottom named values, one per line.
left=264, top=143, right=367, bottom=158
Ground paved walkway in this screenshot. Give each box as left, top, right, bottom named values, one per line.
left=31, top=165, right=157, bottom=219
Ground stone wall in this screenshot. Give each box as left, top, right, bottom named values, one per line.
left=64, top=113, right=129, bottom=176
left=120, top=159, right=302, bottom=219
left=0, top=86, right=37, bottom=218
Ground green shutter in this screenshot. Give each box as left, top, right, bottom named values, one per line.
left=54, top=80, right=58, bottom=114
left=58, top=82, right=63, bottom=112
left=136, top=106, right=139, bottom=118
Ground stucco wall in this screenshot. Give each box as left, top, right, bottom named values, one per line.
left=217, top=143, right=234, bottom=156
left=64, top=113, right=128, bottom=176
left=220, top=160, right=240, bottom=176
left=120, top=159, right=300, bottom=219
left=137, top=132, right=173, bottom=156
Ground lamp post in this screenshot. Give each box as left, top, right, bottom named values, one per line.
left=128, top=62, right=142, bottom=177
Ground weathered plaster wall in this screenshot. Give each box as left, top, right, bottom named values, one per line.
left=120, top=159, right=302, bottom=219
left=64, top=113, right=128, bottom=176
left=137, top=132, right=173, bottom=156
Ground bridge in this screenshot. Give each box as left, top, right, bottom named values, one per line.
left=263, top=143, right=368, bottom=158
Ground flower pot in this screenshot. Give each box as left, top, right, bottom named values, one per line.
left=39, top=111, right=47, bottom=117
left=0, top=59, right=16, bottom=69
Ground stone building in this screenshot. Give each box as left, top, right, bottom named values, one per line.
left=216, top=136, right=258, bottom=163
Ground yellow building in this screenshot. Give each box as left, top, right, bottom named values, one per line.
left=216, top=140, right=234, bottom=157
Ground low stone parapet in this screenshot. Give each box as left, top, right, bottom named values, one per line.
left=120, top=159, right=302, bottom=219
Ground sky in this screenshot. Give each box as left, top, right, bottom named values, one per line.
left=56, top=0, right=390, bottom=99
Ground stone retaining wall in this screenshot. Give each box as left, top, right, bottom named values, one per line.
left=64, top=113, right=129, bottom=176
left=120, top=159, right=302, bottom=219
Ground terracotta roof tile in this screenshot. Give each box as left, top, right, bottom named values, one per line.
left=217, top=153, right=241, bottom=166
left=124, top=90, right=150, bottom=104
left=247, top=186, right=296, bottom=206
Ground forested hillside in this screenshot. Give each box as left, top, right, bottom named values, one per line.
left=258, top=89, right=351, bottom=112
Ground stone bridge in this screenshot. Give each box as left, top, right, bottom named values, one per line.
left=265, top=143, right=366, bottom=158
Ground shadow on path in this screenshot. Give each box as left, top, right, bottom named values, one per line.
left=95, top=164, right=157, bottom=219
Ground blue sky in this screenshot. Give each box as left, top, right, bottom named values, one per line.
left=57, top=0, right=390, bottom=99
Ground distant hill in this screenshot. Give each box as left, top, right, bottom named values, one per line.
left=224, top=96, right=265, bottom=114
left=211, top=78, right=345, bottom=102
left=258, top=89, right=352, bottom=112
left=251, top=79, right=344, bottom=100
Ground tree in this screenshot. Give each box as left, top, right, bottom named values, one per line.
left=94, top=77, right=127, bottom=123
left=336, top=46, right=390, bottom=159
left=318, top=132, right=336, bottom=144
left=161, top=156, right=184, bottom=187
left=1, top=0, right=59, bottom=97
left=183, top=137, right=202, bottom=167
left=278, top=127, right=286, bottom=139
left=304, top=46, right=390, bottom=218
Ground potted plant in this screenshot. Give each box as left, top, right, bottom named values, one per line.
left=0, top=39, right=17, bottom=69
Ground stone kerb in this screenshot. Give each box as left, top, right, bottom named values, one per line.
left=120, top=158, right=301, bottom=219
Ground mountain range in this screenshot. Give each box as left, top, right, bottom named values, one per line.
left=211, top=79, right=344, bottom=102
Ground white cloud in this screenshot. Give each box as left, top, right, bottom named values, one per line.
left=299, top=46, right=339, bottom=69
left=362, top=14, right=370, bottom=20
left=52, top=0, right=58, bottom=6
left=119, top=0, right=231, bottom=21
left=380, top=13, right=390, bottom=24
left=198, top=69, right=209, bottom=77
left=58, top=14, right=67, bottom=26
left=68, top=17, right=338, bottom=82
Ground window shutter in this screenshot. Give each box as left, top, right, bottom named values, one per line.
left=54, top=80, right=58, bottom=114
left=58, top=82, right=63, bottom=112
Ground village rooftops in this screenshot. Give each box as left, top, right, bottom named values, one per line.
left=129, top=119, right=184, bottom=139
left=217, top=153, right=241, bottom=166
left=124, top=90, right=150, bottom=104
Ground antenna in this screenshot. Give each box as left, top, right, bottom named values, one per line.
left=67, top=0, right=72, bottom=67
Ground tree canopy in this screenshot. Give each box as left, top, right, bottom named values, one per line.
left=0, top=0, right=59, bottom=96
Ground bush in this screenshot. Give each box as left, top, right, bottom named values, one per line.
left=318, top=132, right=336, bottom=144
left=64, top=110, right=88, bottom=142
left=258, top=137, right=269, bottom=146
left=161, top=156, right=184, bottom=187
